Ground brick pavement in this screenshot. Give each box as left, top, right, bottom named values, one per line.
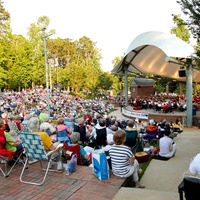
left=0, top=161, right=127, bottom=200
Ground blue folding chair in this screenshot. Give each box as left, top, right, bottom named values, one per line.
left=20, top=132, right=62, bottom=186
left=56, top=130, right=70, bottom=143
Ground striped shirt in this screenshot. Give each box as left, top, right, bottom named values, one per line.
left=109, top=145, right=133, bottom=176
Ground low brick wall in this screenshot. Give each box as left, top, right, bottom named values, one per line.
left=122, top=107, right=200, bottom=127
left=193, top=116, right=200, bottom=126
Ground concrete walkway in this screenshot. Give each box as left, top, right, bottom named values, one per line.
left=109, top=108, right=200, bottom=200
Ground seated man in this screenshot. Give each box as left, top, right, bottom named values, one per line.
left=28, top=117, right=63, bottom=170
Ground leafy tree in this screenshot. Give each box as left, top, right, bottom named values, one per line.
left=177, top=0, right=200, bottom=39
left=27, top=16, right=56, bottom=88
left=171, top=14, right=190, bottom=43
left=98, top=72, right=113, bottom=91
left=0, top=0, right=10, bottom=34
left=177, top=0, right=200, bottom=64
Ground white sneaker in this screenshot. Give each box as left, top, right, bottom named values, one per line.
left=28, top=159, right=38, bottom=165
left=57, top=161, right=63, bottom=171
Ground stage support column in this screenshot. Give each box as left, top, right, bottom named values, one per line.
left=193, top=82, right=197, bottom=95
left=186, top=62, right=193, bottom=127
left=179, top=83, right=183, bottom=95
left=124, top=65, right=128, bottom=106
left=166, top=82, right=169, bottom=97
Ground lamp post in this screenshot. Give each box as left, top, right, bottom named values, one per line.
left=42, top=28, right=52, bottom=116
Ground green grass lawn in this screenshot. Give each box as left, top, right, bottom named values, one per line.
left=125, top=155, right=153, bottom=187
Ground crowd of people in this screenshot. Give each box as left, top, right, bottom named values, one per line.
left=1, top=88, right=199, bottom=189
left=128, top=94, right=199, bottom=113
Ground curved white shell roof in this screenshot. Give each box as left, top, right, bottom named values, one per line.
left=112, top=31, right=200, bottom=82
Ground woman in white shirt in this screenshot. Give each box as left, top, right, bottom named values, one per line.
left=159, top=128, right=177, bottom=158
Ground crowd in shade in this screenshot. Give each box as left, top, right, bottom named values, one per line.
left=0, top=88, right=192, bottom=188
left=0, top=88, right=117, bottom=166
left=0, top=88, right=114, bottom=121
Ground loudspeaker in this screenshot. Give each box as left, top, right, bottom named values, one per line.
left=179, top=70, right=186, bottom=77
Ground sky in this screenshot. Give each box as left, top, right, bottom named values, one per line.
left=3, top=0, right=185, bottom=72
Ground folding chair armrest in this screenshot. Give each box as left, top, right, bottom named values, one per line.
left=46, top=143, right=63, bottom=157
left=178, top=180, right=184, bottom=200
left=56, top=143, right=64, bottom=149
left=46, top=150, right=56, bottom=157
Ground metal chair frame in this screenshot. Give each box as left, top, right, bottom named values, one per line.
left=20, top=132, right=62, bottom=186
left=0, top=150, right=24, bottom=177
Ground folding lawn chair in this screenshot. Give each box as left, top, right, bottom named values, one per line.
left=0, top=148, right=24, bottom=177
left=20, top=132, right=63, bottom=186
left=124, top=130, right=139, bottom=152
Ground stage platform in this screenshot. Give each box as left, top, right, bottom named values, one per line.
left=121, top=106, right=200, bottom=127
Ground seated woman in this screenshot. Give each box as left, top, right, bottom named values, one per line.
left=188, top=153, right=200, bottom=175
left=182, top=153, right=200, bottom=178
left=171, top=118, right=183, bottom=133
left=158, top=128, right=177, bottom=158
left=145, top=119, right=158, bottom=133
left=56, top=118, right=71, bottom=143
left=0, top=118, right=23, bottom=154
left=28, top=117, right=63, bottom=170
left=1, top=113, right=10, bottom=132
left=5, top=130, right=23, bottom=153
left=68, top=132, right=90, bottom=166
left=109, top=129, right=145, bottom=188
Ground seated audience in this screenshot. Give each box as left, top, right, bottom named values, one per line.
left=90, top=118, right=108, bottom=148
left=69, top=132, right=90, bottom=165
left=57, top=118, right=72, bottom=138
left=158, top=128, right=177, bottom=158
left=83, top=111, right=93, bottom=125
left=126, top=119, right=137, bottom=131
left=134, top=118, right=144, bottom=133
left=171, top=118, right=183, bottom=133
left=145, top=119, right=158, bottom=133
left=40, top=114, right=56, bottom=136
left=28, top=117, right=63, bottom=170
left=109, top=129, right=145, bottom=188
left=0, top=119, right=23, bottom=153
left=1, top=113, right=10, bottom=132
left=188, top=153, right=200, bottom=175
